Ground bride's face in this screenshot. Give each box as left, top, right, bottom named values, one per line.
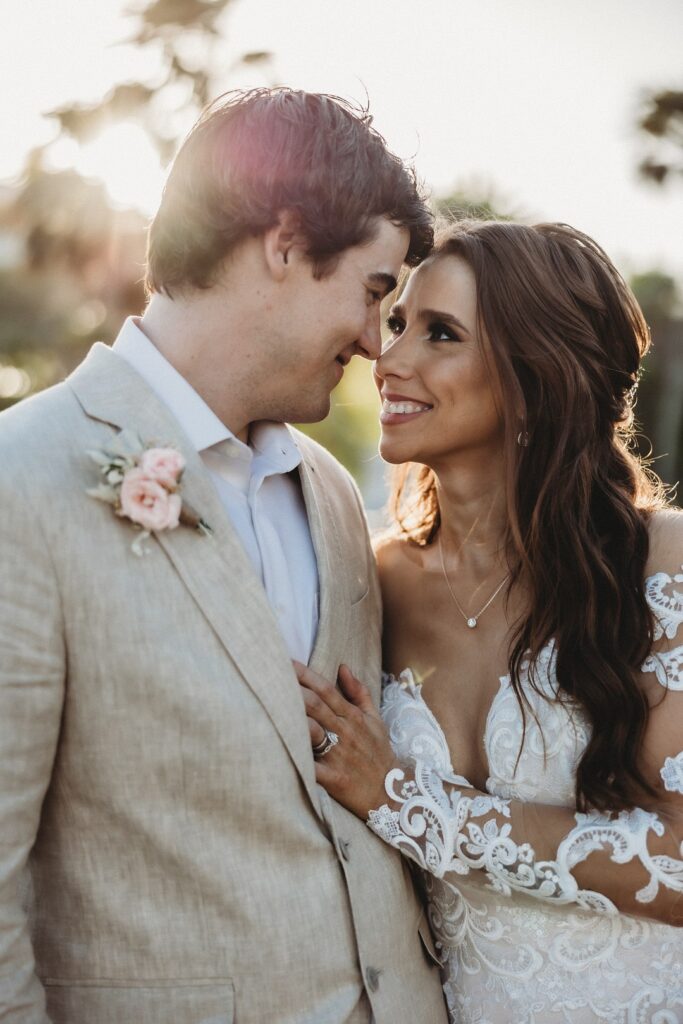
left=374, top=255, right=504, bottom=468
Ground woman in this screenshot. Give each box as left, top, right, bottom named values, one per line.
left=296, top=221, right=683, bottom=1023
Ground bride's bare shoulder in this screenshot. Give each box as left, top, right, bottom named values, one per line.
left=373, top=532, right=427, bottom=598
left=646, top=507, right=683, bottom=578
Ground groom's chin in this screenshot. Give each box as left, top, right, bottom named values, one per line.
left=291, top=394, right=333, bottom=425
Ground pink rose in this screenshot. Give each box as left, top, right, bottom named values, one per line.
left=139, top=447, right=186, bottom=490
left=119, top=467, right=182, bottom=532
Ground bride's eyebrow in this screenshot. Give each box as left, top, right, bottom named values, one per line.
left=420, top=308, right=471, bottom=335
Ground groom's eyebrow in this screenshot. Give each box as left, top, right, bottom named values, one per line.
left=368, top=272, right=398, bottom=297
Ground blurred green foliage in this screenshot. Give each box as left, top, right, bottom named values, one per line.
left=297, top=358, right=383, bottom=496
left=0, top=152, right=147, bottom=410
left=0, top=5, right=680, bottom=502
left=435, top=183, right=521, bottom=223
left=629, top=271, right=683, bottom=495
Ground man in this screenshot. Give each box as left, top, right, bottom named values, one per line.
left=0, top=89, right=448, bottom=1023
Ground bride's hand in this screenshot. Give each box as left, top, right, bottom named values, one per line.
left=294, top=661, right=399, bottom=820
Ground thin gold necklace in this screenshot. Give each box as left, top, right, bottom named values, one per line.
left=438, top=531, right=509, bottom=629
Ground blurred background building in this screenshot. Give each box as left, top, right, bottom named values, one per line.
left=1, top=0, right=681, bottom=508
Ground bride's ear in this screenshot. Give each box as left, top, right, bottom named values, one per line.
left=263, top=209, right=308, bottom=281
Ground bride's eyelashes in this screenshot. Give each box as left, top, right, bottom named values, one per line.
left=385, top=314, right=463, bottom=343
left=426, top=320, right=462, bottom=343
left=385, top=313, right=404, bottom=336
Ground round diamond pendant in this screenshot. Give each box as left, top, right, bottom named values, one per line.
left=466, top=617, right=477, bottom=629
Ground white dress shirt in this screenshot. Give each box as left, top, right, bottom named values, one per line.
left=112, top=317, right=319, bottom=663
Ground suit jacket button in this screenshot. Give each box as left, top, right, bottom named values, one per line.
left=339, top=838, right=351, bottom=861
left=365, top=966, right=381, bottom=992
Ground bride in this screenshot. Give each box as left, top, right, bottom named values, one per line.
left=296, top=220, right=683, bottom=1023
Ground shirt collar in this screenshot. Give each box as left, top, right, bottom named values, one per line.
left=111, top=317, right=301, bottom=476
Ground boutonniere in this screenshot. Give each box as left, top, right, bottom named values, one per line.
left=86, top=429, right=211, bottom=556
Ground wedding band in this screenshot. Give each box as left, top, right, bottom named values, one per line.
left=312, top=729, right=339, bottom=759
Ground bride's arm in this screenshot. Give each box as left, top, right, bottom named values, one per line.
left=367, top=683, right=683, bottom=925
left=296, top=564, right=683, bottom=928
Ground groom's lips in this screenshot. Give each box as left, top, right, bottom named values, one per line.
left=333, top=353, right=351, bottom=381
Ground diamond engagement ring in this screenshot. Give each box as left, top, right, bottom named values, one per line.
left=312, top=728, right=339, bottom=759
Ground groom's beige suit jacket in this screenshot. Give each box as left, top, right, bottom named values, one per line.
left=0, top=344, right=447, bottom=1024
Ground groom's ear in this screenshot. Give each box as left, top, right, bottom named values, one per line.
left=263, top=209, right=309, bottom=282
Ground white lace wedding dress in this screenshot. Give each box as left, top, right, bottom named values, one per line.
left=370, top=570, right=683, bottom=1023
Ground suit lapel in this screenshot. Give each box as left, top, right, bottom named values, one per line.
left=297, top=454, right=352, bottom=680
left=69, top=343, right=321, bottom=811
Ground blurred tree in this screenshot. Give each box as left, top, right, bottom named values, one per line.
left=47, top=0, right=273, bottom=164
left=0, top=0, right=271, bottom=411
left=630, top=270, right=683, bottom=495
left=637, top=89, right=683, bottom=186
left=435, top=182, right=521, bottom=222
left=630, top=269, right=680, bottom=320
left=632, top=88, right=683, bottom=494
left=0, top=143, right=148, bottom=411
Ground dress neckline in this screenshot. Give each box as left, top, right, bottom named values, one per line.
left=385, top=567, right=678, bottom=794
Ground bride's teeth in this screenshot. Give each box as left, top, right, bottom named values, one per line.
left=383, top=400, right=430, bottom=414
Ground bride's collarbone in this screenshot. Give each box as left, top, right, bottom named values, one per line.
left=381, top=550, right=517, bottom=784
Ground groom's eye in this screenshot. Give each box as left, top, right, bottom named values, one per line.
left=366, top=289, right=383, bottom=305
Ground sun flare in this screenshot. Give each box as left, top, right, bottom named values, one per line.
left=66, top=122, right=167, bottom=215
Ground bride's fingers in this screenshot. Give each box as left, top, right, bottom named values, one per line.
left=294, top=661, right=353, bottom=717
left=307, top=716, right=327, bottom=749
left=301, top=685, right=344, bottom=734
left=313, top=757, right=338, bottom=789
left=338, top=665, right=376, bottom=716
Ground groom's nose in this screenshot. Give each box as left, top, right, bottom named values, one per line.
left=356, top=309, right=382, bottom=361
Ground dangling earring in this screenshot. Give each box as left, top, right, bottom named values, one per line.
left=517, top=429, right=530, bottom=447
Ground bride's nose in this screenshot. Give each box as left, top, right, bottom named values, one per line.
left=375, top=333, right=414, bottom=383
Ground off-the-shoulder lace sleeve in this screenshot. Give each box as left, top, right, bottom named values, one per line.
left=368, top=567, right=683, bottom=925
left=642, top=565, right=683, bottom=689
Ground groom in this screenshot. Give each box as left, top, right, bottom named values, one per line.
left=0, top=90, right=447, bottom=1023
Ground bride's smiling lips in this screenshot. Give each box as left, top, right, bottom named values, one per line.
left=380, top=391, right=434, bottom=425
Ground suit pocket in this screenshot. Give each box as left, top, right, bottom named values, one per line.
left=43, top=978, right=234, bottom=1024
left=350, top=583, right=370, bottom=608
left=346, top=585, right=372, bottom=636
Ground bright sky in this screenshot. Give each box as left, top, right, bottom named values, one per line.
left=2, top=0, right=682, bottom=278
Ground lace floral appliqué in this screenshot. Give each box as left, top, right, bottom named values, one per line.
left=370, top=568, right=683, bottom=1022
left=661, top=751, right=683, bottom=794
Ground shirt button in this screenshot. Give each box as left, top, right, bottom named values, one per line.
left=365, top=967, right=381, bottom=992
left=338, top=838, right=351, bottom=861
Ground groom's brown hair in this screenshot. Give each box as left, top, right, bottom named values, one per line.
left=146, top=88, right=433, bottom=296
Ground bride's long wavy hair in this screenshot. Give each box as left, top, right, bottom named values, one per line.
left=389, top=220, right=669, bottom=812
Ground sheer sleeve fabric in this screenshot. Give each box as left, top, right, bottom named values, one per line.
left=369, top=564, right=683, bottom=926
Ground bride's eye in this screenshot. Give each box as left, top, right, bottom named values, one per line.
left=385, top=314, right=404, bottom=336
left=428, top=321, right=461, bottom=343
